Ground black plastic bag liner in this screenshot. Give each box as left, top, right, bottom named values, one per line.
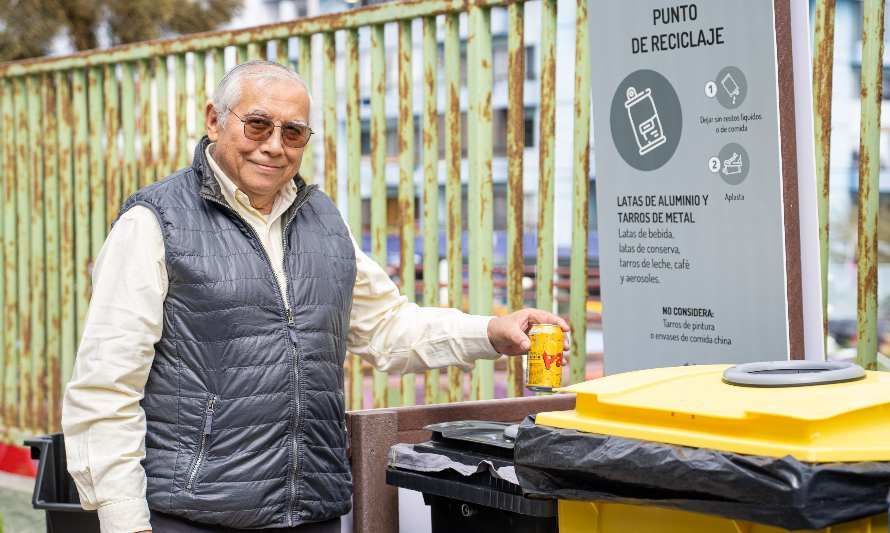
left=514, top=416, right=890, bottom=530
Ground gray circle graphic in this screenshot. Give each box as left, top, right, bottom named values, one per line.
left=610, top=69, right=682, bottom=172
left=715, top=66, right=747, bottom=109
left=718, top=142, right=749, bottom=185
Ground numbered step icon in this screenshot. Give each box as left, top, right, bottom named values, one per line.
left=718, top=143, right=750, bottom=185
left=714, top=66, right=747, bottom=109
left=705, top=81, right=718, bottom=99
left=708, top=157, right=721, bottom=173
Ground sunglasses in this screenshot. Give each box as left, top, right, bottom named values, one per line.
left=227, top=107, right=314, bottom=149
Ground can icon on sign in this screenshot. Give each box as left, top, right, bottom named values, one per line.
left=624, top=86, right=667, bottom=156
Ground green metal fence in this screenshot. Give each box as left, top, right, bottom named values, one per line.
left=812, top=0, right=884, bottom=370
left=0, top=0, right=883, bottom=446
left=0, top=0, right=594, bottom=444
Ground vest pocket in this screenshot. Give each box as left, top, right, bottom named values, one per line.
left=185, top=394, right=218, bottom=492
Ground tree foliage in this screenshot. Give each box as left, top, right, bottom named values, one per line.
left=0, top=0, right=243, bottom=62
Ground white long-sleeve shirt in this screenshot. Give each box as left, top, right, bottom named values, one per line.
left=61, top=144, right=498, bottom=533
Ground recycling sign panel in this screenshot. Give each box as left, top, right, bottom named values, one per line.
left=591, top=1, right=800, bottom=374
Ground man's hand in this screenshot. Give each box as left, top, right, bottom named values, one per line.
left=487, top=309, right=570, bottom=355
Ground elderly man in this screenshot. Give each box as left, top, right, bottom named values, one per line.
left=61, top=60, right=568, bottom=533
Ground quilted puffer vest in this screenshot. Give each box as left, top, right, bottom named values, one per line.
left=120, top=138, right=356, bottom=529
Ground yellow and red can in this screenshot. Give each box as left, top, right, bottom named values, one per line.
left=526, top=324, right=565, bottom=392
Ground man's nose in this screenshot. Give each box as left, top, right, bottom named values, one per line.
left=260, top=127, right=285, bottom=156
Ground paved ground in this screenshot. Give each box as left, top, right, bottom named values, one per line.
left=0, top=472, right=44, bottom=533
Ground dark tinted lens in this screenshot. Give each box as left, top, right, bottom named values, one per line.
left=243, top=116, right=274, bottom=141
left=281, top=123, right=310, bottom=148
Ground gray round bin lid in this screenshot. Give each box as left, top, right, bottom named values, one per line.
left=722, top=360, right=866, bottom=387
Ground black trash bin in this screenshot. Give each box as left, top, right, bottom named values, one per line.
left=386, top=421, right=557, bottom=533
left=25, top=433, right=100, bottom=533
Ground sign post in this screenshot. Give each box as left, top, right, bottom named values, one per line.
left=590, top=0, right=821, bottom=374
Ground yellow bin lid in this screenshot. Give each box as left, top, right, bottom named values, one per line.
left=536, top=364, right=890, bottom=462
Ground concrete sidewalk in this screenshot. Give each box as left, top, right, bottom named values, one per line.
left=0, top=472, right=45, bottom=533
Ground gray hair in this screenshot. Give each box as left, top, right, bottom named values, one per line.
left=211, top=60, right=312, bottom=127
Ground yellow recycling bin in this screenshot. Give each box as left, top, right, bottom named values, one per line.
left=518, top=362, right=890, bottom=533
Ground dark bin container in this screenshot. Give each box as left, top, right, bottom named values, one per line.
left=25, top=433, right=100, bottom=533
left=386, top=421, right=557, bottom=533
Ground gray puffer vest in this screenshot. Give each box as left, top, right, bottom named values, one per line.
left=121, top=138, right=356, bottom=529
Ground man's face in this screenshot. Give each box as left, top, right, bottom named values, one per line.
left=206, top=76, right=310, bottom=200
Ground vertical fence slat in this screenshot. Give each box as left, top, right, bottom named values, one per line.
left=212, top=48, right=225, bottom=88
left=506, top=2, right=525, bottom=397
left=468, top=5, right=494, bottom=400
left=72, top=69, right=91, bottom=342
left=537, top=0, right=557, bottom=319
left=15, top=77, right=32, bottom=430
left=0, top=81, right=5, bottom=430
left=856, top=0, right=884, bottom=370
left=28, top=75, right=46, bottom=432
left=570, top=0, right=590, bottom=385
left=237, top=44, right=248, bottom=64
left=370, top=23, right=388, bottom=407
left=104, top=65, right=121, bottom=227
left=444, top=13, right=463, bottom=403
left=0, top=81, right=6, bottom=431
left=56, top=72, right=76, bottom=387
left=121, top=62, right=138, bottom=199
left=323, top=32, right=338, bottom=202
left=194, top=52, right=208, bottom=150
left=276, top=38, right=290, bottom=67
left=298, top=36, right=315, bottom=183
left=1, top=79, right=17, bottom=430
left=813, top=0, right=835, bottom=352
left=398, top=19, right=416, bottom=406
left=42, top=75, right=61, bottom=431
left=345, top=28, right=363, bottom=410
left=88, top=67, right=106, bottom=256
left=422, top=16, right=440, bottom=404
left=155, top=56, right=171, bottom=178
left=247, top=42, right=261, bottom=61
left=138, top=60, right=153, bottom=187
left=175, top=54, right=189, bottom=169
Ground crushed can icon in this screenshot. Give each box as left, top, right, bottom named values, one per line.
left=625, top=86, right=667, bottom=156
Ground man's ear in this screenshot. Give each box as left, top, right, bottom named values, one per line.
left=206, top=102, right=220, bottom=141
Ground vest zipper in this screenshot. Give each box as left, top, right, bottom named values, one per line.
left=186, top=394, right=217, bottom=491
left=281, top=214, right=303, bottom=527
left=200, top=189, right=313, bottom=527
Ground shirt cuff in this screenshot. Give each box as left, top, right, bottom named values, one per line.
left=97, top=498, right=152, bottom=533
left=461, top=315, right=500, bottom=361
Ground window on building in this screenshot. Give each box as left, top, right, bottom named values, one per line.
left=360, top=119, right=371, bottom=155
left=525, top=45, right=536, bottom=80
left=493, top=38, right=508, bottom=82
left=493, top=109, right=508, bottom=156
left=524, top=109, right=535, bottom=148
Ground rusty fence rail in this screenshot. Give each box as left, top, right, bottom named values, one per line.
left=0, top=0, right=593, bottom=444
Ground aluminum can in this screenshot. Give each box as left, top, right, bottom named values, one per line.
left=525, top=324, right=565, bottom=392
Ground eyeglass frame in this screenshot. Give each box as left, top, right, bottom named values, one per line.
left=226, top=106, right=315, bottom=148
